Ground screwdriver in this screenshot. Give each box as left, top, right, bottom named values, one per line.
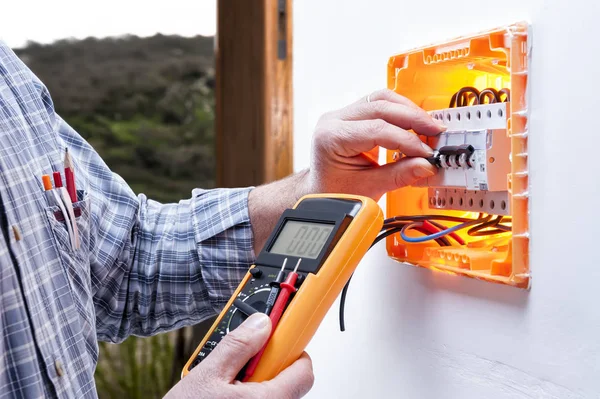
left=242, top=258, right=302, bottom=381
left=264, top=258, right=288, bottom=315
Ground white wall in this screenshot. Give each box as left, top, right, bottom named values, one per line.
left=294, top=1, right=600, bottom=398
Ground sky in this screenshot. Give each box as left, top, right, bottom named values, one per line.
left=1, top=0, right=216, bottom=48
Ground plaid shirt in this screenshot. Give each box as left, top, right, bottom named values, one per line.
left=0, top=42, right=255, bottom=398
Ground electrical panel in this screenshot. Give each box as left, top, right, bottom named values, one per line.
left=385, top=22, right=530, bottom=288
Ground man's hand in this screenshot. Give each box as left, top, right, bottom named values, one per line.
left=308, top=89, right=446, bottom=201
left=249, top=88, right=445, bottom=252
left=164, top=313, right=314, bottom=399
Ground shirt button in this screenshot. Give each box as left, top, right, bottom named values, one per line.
left=55, top=360, right=65, bottom=377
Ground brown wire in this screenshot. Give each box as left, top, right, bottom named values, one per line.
left=498, top=88, right=511, bottom=102
left=478, top=88, right=500, bottom=104
left=449, top=87, right=511, bottom=107
left=456, top=87, right=480, bottom=107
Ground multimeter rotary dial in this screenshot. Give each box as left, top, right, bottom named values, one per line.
left=223, top=284, right=270, bottom=333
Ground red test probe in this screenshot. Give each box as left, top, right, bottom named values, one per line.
left=242, top=258, right=302, bottom=381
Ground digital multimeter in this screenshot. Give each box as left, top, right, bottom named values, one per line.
left=182, top=194, right=383, bottom=382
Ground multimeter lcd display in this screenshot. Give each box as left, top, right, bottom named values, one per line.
left=269, top=220, right=334, bottom=259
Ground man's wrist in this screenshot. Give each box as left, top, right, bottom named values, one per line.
left=294, top=168, right=313, bottom=198
left=247, top=168, right=313, bottom=254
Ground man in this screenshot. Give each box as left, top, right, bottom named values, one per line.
left=0, top=40, right=444, bottom=399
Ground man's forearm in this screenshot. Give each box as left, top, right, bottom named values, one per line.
left=248, top=169, right=311, bottom=254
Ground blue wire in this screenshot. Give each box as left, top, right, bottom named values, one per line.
left=400, top=221, right=475, bottom=243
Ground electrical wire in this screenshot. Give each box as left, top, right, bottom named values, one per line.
left=467, top=215, right=511, bottom=236
left=456, top=87, right=480, bottom=107
left=418, top=221, right=452, bottom=246
left=339, top=218, right=468, bottom=331
left=462, top=94, right=479, bottom=107
left=382, top=221, right=449, bottom=246
left=449, top=92, right=458, bottom=108
left=339, top=213, right=512, bottom=331
left=400, top=218, right=483, bottom=243
left=449, top=87, right=511, bottom=107
left=385, top=214, right=490, bottom=225
left=339, top=225, right=407, bottom=332
left=426, top=220, right=465, bottom=245
left=478, top=88, right=499, bottom=104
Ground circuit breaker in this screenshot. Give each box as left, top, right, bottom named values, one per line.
left=385, top=22, right=530, bottom=288
left=420, top=101, right=511, bottom=216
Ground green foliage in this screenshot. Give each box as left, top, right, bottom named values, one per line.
left=16, top=34, right=217, bottom=397
left=94, top=335, right=174, bottom=399
left=15, top=34, right=216, bottom=203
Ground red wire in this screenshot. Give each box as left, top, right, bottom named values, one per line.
left=422, top=220, right=465, bottom=245
left=412, top=224, right=447, bottom=245
left=418, top=221, right=439, bottom=235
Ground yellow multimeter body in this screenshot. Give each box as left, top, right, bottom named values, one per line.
left=182, top=193, right=383, bottom=382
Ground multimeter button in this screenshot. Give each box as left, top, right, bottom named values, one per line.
left=250, top=268, right=263, bottom=278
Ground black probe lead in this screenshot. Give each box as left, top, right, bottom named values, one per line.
left=264, top=258, right=288, bottom=315
left=339, top=226, right=406, bottom=332
left=233, top=298, right=259, bottom=317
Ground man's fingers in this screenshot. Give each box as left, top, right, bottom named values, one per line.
left=339, top=100, right=445, bottom=136
left=256, top=352, right=315, bottom=399
left=357, top=88, right=421, bottom=110
left=200, top=312, right=272, bottom=381
left=327, top=119, right=433, bottom=158
left=366, top=157, right=437, bottom=194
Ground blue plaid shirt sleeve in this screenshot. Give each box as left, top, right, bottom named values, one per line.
left=57, top=106, right=255, bottom=344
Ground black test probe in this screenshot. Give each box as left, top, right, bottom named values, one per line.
left=264, top=258, right=288, bottom=315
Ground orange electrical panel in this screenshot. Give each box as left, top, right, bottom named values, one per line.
left=385, top=22, right=530, bottom=288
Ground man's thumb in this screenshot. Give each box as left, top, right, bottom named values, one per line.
left=201, top=312, right=272, bottom=381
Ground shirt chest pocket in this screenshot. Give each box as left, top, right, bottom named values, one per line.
left=45, top=190, right=92, bottom=289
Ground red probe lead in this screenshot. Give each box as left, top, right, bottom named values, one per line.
left=242, top=258, right=302, bottom=382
